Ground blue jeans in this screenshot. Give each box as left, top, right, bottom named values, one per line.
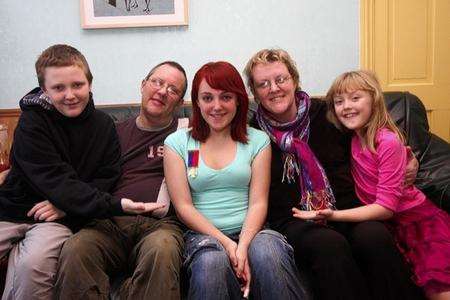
left=184, top=229, right=311, bottom=300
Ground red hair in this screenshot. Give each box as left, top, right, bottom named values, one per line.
left=191, top=61, right=249, bottom=143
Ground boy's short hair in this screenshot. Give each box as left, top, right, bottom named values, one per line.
left=35, top=44, right=93, bottom=88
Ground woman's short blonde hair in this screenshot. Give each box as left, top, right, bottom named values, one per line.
left=244, top=48, right=300, bottom=96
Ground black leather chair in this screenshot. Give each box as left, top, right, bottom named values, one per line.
left=383, top=92, right=450, bottom=212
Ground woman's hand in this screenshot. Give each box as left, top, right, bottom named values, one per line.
left=0, top=169, right=9, bottom=186
left=404, top=146, right=418, bottom=186
left=222, top=239, right=251, bottom=298
left=222, top=238, right=238, bottom=268
left=27, top=200, right=66, bottom=221
left=121, top=198, right=165, bottom=214
left=292, top=207, right=333, bottom=220
left=241, top=260, right=251, bottom=298
left=236, top=243, right=251, bottom=299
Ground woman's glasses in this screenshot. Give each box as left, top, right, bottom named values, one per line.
left=255, top=75, right=291, bottom=91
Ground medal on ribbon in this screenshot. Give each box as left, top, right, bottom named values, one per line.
left=188, top=150, right=199, bottom=178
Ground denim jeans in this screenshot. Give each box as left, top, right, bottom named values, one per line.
left=184, top=229, right=311, bottom=300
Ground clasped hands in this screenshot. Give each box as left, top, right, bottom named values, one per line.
left=223, top=238, right=251, bottom=299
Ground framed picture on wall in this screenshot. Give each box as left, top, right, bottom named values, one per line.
left=80, top=0, right=188, bottom=29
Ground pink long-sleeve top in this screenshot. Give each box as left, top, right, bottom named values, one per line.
left=351, top=128, right=426, bottom=213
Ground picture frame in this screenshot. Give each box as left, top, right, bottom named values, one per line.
left=80, top=0, right=188, bottom=29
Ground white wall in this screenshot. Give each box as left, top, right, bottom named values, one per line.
left=0, top=0, right=359, bottom=108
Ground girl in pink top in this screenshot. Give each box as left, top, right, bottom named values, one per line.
left=293, top=70, right=450, bottom=299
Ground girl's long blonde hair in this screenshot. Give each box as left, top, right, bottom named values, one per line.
left=325, top=70, right=405, bottom=152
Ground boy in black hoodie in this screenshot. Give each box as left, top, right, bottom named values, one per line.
left=0, top=44, right=155, bottom=300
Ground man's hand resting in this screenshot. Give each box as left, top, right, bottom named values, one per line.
left=121, top=198, right=165, bottom=214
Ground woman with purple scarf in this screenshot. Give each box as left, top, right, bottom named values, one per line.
left=245, top=49, right=425, bottom=300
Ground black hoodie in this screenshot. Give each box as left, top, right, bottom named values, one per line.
left=0, top=88, right=123, bottom=230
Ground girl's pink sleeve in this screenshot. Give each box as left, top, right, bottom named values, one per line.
left=374, top=133, right=406, bottom=212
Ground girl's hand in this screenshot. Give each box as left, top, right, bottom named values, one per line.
left=27, top=200, right=66, bottom=221
left=292, top=207, right=331, bottom=220
left=317, top=209, right=334, bottom=218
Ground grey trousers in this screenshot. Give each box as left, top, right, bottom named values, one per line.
left=0, top=221, right=72, bottom=300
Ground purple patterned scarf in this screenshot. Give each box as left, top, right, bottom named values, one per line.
left=256, top=91, right=335, bottom=211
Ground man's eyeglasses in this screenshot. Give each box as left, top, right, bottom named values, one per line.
left=148, top=77, right=181, bottom=98
left=255, top=75, right=291, bottom=91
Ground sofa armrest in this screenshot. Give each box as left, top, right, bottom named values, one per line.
left=414, top=133, right=450, bottom=212
left=384, top=91, right=450, bottom=212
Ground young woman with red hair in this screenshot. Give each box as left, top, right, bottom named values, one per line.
left=164, top=61, right=309, bottom=300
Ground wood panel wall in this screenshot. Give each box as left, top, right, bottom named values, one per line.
left=0, top=109, right=20, bottom=155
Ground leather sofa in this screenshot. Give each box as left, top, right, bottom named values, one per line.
left=0, top=91, right=449, bottom=294
left=100, top=91, right=450, bottom=212
left=383, top=92, right=449, bottom=211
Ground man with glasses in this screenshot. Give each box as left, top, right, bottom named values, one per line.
left=55, top=62, right=188, bottom=300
